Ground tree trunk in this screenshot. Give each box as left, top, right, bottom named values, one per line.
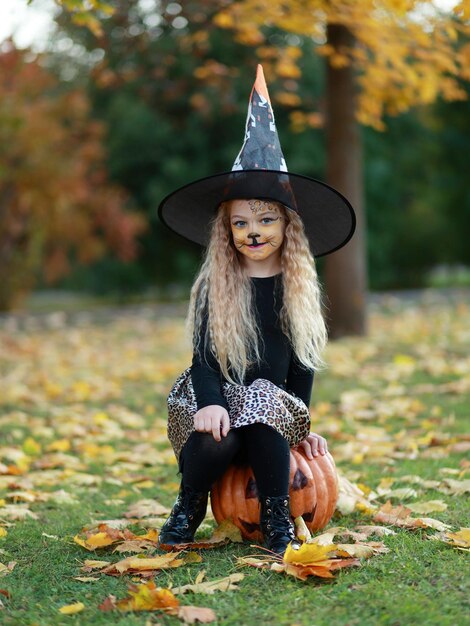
left=324, top=23, right=368, bottom=338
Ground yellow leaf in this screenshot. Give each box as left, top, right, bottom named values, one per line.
left=213, top=12, right=234, bottom=28
left=407, top=500, right=448, bottom=514
left=284, top=540, right=337, bottom=564
left=276, top=61, right=301, bottom=79
left=134, top=480, right=154, bottom=489
left=138, top=528, right=159, bottom=542
left=22, top=437, right=41, bottom=456
left=445, top=528, right=470, bottom=548
left=275, top=92, right=302, bottom=107
left=47, top=439, right=71, bottom=452
left=58, top=602, right=85, bottom=614
left=114, top=580, right=179, bottom=612
left=357, top=482, right=373, bottom=495
left=85, top=532, right=115, bottom=549
left=93, top=411, right=109, bottom=424
left=294, top=516, right=311, bottom=542
left=355, top=502, right=377, bottom=515
left=393, top=354, right=416, bottom=366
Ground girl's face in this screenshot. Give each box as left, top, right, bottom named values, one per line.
left=229, top=199, right=286, bottom=262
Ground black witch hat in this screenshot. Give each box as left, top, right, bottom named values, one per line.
left=158, top=64, right=356, bottom=257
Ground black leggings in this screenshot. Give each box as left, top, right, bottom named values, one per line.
left=178, top=423, right=291, bottom=496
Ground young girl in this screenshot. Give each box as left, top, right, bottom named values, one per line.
left=157, top=65, right=355, bottom=555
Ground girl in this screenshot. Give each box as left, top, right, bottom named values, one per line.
left=157, top=65, right=355, bottom=555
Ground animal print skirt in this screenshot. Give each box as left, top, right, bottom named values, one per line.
left=167, top=366, right=311, bottom=465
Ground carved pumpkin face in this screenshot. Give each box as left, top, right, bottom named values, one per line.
left=210, top=448, right=339, bottom=542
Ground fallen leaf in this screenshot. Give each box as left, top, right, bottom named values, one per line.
left=159, top=519, right=242, bottom=551
left=177, top=605, right=217, bottom=623
left=172, top=573, right=244, bottom=595
left=124, top=499, right=171, bottom=518
left=283, top=541, right=338, bottom=565
left=58, top=602, right=85, bottom=614
left=445, top=527, right=470, bottom=548
left=406, top=500, right=448, bottom=513
left=294, top=516, right=312, bottom=542
left=101, top=552, right=202, bottom=576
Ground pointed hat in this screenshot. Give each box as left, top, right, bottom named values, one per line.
left=158, top=64, right=355, bottom=257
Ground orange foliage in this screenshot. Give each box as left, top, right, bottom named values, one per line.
left=0, top=41, right=147, bottom=311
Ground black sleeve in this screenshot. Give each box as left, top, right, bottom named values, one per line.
left=190, top=302, right=230, bottom=412
left=285, top=350, right=315, bottom=408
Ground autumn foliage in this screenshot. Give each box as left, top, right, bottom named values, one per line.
left=0, top=41, right=147, bottom=311
left=213, top=0, right=470, bottom=131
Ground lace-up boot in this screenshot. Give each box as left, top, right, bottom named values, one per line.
left=158, top=483, right=208, bottom=546
left=259, top=493, right=296, bottom=555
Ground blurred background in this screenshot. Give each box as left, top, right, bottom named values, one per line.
left=1, top=0, right=469, bottom=338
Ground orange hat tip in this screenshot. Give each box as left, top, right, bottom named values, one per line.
left=254, top=63, right=270, bottom=102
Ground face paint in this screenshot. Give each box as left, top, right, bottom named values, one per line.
left=229, top=199, right=286, bottom=263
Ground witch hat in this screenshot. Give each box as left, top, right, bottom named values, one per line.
left=158, top=64, right=355, bottom=257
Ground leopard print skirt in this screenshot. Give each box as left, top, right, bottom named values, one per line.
left=167, top=366, right=311, bottom=464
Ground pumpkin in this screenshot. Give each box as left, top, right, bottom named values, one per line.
left=210, top=448, right=339, bottom=542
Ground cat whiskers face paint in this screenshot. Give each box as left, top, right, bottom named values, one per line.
left=229, top=199, right=286, bottom=261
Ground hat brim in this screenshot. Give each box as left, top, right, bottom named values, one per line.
left=157, top=169, right=356, bottom=257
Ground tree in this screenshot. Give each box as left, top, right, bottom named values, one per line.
left=212, top=0, right=470, bottom=337
left=0, top=41, right=147, bottom=311
left=42, top=0, right=470, bottom=328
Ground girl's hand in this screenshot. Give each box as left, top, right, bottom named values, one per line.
left=296, top=432, right=328, bottom=459
left=193, top=405, right=230, bottom=442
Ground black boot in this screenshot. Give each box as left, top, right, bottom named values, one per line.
left=259, top=494, right=296, bottom=556
left=158, top=483, right=208, bottom=546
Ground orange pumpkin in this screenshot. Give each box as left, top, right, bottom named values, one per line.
left=210, top=448, right=339, bottom=542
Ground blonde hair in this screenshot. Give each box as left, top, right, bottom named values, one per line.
left=185, top=200, right=328, bottom=385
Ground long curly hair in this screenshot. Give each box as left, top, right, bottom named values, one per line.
left=185, top=200, right=329, bottom=385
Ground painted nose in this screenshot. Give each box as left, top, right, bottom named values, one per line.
left=248, top=233, right=260, bottom=241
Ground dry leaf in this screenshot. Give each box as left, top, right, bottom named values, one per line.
left=172, top=573, right=244, bottom=595
left=159, top=519, right=242, bottom=551
left=98, top=580, right=216, bottom=622
left=373, top=501, right=451, bottom=531
left=334, top=542, right=388, bottom=558
left=101, top=552, right=202, bottom=576
left=406, top=500, right=448, bottom=513
left=429, top=527, right=470, bottom=551
left=0, top=562, right=16, bottom=577
left=294, top=516, right=312, bottom=542
left=177, top=605, right=217, bottom=623
left=124, top=499, right=171, bottom=518
left=58, top=602, right=85, bottom=614
left=115, top=581, right=179, bottom=612
left=336, top=474, right=377, bottom=514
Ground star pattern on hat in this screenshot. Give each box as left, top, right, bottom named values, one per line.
left=232, top=65, right=288, bottom=173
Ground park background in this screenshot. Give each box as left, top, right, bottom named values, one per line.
left=0, top=1, right=469, bottom=625
left=1, top=0, right=469, bottom=325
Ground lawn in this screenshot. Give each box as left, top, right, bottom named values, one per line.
left=0, top=290, right=469, bottom=625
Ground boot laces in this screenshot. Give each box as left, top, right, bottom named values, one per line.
left=173, top=486, right=206, bottom=528
left=264, top=497, right=295, bottom=538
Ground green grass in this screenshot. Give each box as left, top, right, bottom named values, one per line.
left=0, top=296, right=469, bottom=625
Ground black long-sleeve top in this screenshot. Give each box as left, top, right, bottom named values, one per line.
left=190, top=273, right=315, bottom=412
